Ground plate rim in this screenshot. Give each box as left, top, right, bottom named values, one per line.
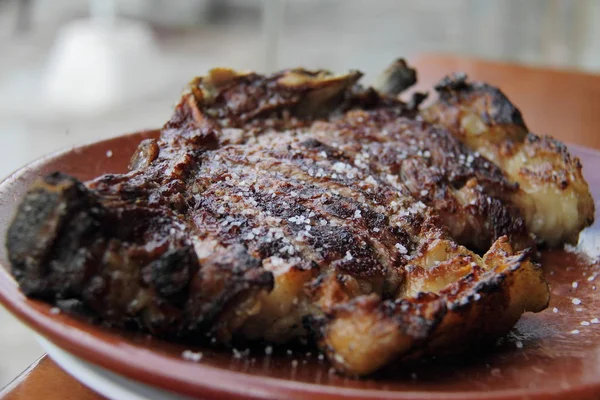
left=1, top=133, right=600, bottom=400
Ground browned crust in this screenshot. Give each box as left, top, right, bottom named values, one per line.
left=5, top=62, right=563, bottom=377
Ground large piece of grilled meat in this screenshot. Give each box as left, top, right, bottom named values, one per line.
left=7, top=60, right=593, bottom=376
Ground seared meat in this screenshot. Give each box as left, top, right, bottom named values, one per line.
left=9, top=60, right=586, bottom=376
left=422, top=73, right=595, bottom=246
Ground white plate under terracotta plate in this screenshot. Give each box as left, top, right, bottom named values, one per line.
left=1, top=132, right=600, bottom=400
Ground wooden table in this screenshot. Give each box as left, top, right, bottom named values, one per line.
left=0, top=357, right=98, bottom=400
left=1, top=54, right=599, bottom=400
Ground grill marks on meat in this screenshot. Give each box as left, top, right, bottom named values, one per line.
left=7, top=62, right=577, bottom=376
left=308, top=111, right=532, bottom=252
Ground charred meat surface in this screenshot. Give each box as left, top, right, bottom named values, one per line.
left=8, top=59, right=593, bottom=376
left=422, top=73, right=594, bottom=246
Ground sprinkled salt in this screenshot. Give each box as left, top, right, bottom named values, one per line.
left=570, top=329, right=581, bottom=335
left=581, top=321, right=591, bottom=326
left=473, top=293, right=481, bottom=301
left=182, top=350, right=203, bottom=362
left=265, top=346, right=273, bottom=355
left=319, top=151, right=328, bottom=158
left=420, top=189, right=429, bottom=196
left=332, top=162, right=347, bottom=173
left=365, top=176, right=378, bottom=186
left=232, top=349, right=243, bottom=359
left=373, top=227, right=380, bottom=232
left=572, top=298, right=582, bottom=305
left=353, top=209, right=362, bottom=219
left=515, top=341, right=523, bottom=349
left=289, top=215, right=309, bottom=225
left=344, top=251, right=354, bottom=261
left=591, top=318, right=600, bottom=324
left=553, top=307, right=559, bottom=313
left=49, top=307, right=60, bottom=315
left=572, top=282, right=579, bottom=289
left=106, top=150, right=113, bottom=158
left=291, top=360, right=298, bottom=368
left=318, top=354, right=325, bottom=361
left=395, top=243, right=408, bottom=254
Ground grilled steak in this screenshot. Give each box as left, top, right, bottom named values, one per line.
left=7, top=60, right=592, bottom=376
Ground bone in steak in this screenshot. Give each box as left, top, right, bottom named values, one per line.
left=7, top=60, right=592, bottom=375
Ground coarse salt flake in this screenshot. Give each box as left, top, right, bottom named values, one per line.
left=182, top=350, right=203, bottom=362
left=365, top=176, right=378, bottom=186
left=395, top=243, right=408, bottom=254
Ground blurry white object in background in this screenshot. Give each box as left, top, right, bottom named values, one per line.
left=116, top=0, right=215, bottom=27
left=42, top=0, right=163, bottom=115
left=261, top=0, right=285, bottom=73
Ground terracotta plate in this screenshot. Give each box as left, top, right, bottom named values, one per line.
left=1, top=132, right=600, bottom=400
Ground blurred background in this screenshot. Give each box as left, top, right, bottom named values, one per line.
left=1, top=0, right=599, bottom=388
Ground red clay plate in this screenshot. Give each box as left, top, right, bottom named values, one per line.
left=1, top=132, right=600, bottom=400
